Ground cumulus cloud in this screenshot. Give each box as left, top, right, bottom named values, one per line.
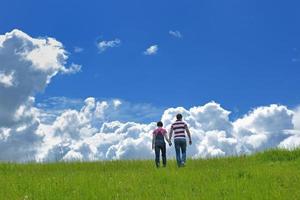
left=0, top=29, right=72, bottom=127
left=144, top=45, right=158, bottom=55
left=1, top=29, right=300, bottom=162
left=169, top=30, right=182, bottom=38
left=2, top=93, right=300, bottom=162
left=33, top=100, right=299, bottom=162
left=0, top=29, right=80, bottom=161
left=97, top=39, right=121, bottom=53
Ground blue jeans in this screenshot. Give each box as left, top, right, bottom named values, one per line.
left=174, top=139, right=187, bottom=167
left=154, top=142, right=166, bottom=167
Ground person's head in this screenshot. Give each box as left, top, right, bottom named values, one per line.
left=157, top=121, right=163, bottom=127
left=176, top=113, right=183, bottom=120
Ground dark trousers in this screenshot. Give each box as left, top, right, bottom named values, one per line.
left=155, top=143, right=166, bottom=167
left=174, top=139, right=187, bottom=167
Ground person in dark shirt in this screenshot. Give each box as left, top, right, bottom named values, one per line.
left=152, top=121, right=171, bottom=167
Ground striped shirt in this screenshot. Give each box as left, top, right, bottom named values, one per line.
left=171, top=120, right=187, bottom=140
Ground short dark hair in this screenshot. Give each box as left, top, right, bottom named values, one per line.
left=157, top=121, right=163, bottom=127
left=176, top=114, right=183, bottom=120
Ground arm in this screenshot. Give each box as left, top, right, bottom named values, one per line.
left=185, top=124, right=192, bottom=145
left=163, top=130, right=170, bottom=144
left=152, top=133, right=156, bottom=150
left=168, top=126, right=173, bottom=144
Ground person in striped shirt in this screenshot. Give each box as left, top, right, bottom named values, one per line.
left=152, top=121, right=170, bottom=168
left=169, top=114, right=192, bottom=167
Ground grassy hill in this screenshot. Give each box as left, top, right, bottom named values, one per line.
left=1, top=149, right=300, bottom=199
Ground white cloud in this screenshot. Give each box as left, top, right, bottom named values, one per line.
left=60, top=63, right=81, bottom=74
left=2, top=29, right=300, bottom=162
left=33, top=100, right=299, bottom=162
left=0, top=29, right=80, bottom=161
left=169, top=30, right=182, bottom=38
left=33, top=100, right=300, bottom=161
left=2, top=93, right=300, bottom=162
left=0, top=71, right=15, bottom=87
left=233, top=104, right=293, bottom=134
left=97, top=39, right=121, bottom=53
left=113, top=99, right=122, bottom=108
left=144, top=45, right=158, bottom=55
left=0, top=29, right=77, bottom=127
left=279, top=134, right=300, bottom=150
left=293, top=107, right=300, bottom=130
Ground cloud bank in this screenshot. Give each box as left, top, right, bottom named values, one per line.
left=1, top=29, right=300, bottom=162
left=30, top=100, right=300, bottom=162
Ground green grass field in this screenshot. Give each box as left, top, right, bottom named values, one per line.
left=1, top=149, right=300, bottom=200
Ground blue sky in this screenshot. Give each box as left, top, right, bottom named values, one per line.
left=1, top=0, right=300, bottom=117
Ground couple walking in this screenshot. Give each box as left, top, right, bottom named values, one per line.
left=152, top=114, right=192, bottom=168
